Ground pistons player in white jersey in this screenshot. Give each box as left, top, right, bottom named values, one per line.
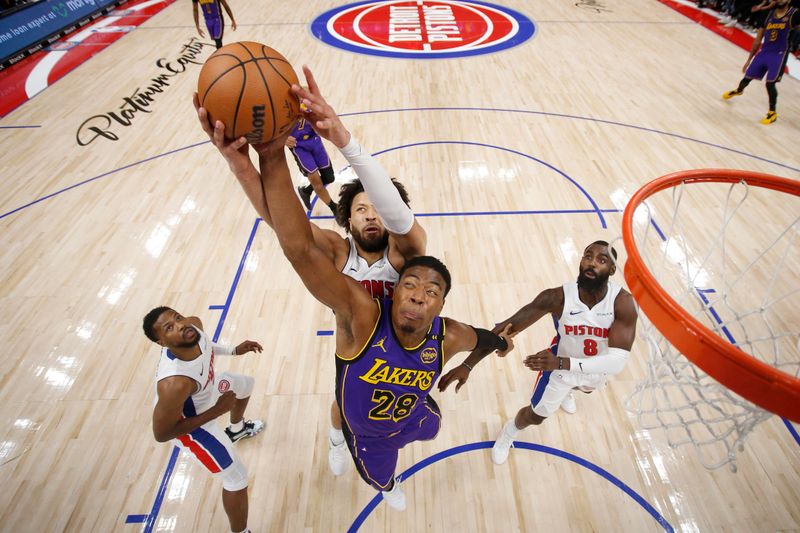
left=194, top=66, right=426, bottom=477
left=442, top=241, right=636, bottom=464
left=143, top=307, right=265, bottom=533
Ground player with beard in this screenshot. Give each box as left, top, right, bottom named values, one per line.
left=143, top=307, right=264, bottom=533
left=439, top=241, right=636, bottom=465
left=194, top=68, right=427, bottom=477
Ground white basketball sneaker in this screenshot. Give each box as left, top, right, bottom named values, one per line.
left=328, top=438, right=350, bottom=476
left=491, top=422, right=516, bottom=465
left=381, top=479, right=406, bottom=511
left=561, top=392, right=577, bottom=414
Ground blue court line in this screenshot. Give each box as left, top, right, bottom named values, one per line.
left=348, top=441, right=673, bottom=532
left=782, top=419, right=800, bottom=446
left=211, top=218, right=261, bottom=342
left=124, top=514, right=147, bottom=523
left=208, top=305, right=225, bottom=310
left=645, top=211, right=799, bottom=447
left=317, top=330, right=334, bottom=336
left=0, top=140, right=208, bottom=221
left=131, top=445, right=180, bottom=530
left=3, top=108, right=798, bottom=222
left=337, top=107, right=800, bottom=174
left=366, top=140, right=607, bottom=228
left=126, top=218, right=262, bottom=528
left=308, top=207, right=622, bottom=221
left=0, top=125, right=41, bottom=129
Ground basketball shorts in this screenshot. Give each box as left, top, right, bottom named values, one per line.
left=530, top=369, right=607, bottom=418
left=175, top=419, right=248, bottom=491
left=204, top=15, right=223, bottom=40
left=745, top=50, right=788, bottom=82
left=341, top=396, right=442, bottom=490
left=290, top=136, right=331, bottom=176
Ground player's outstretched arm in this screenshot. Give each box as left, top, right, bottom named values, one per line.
left=152, top=377, right=236, bottom=442
left=524, top=291, right=637, bottom=375
left=438, top=321, right=515, bottom=393
left=194, top=94, right=274, bottom=225
left=256, top=134, right=374, bottom=326
left=292, top=66, right=425, bottom=258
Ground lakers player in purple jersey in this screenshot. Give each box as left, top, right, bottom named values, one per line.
left=287, top=118, right=338, bottom=214
left=194, top=68, right=430, bottom=478
left=192, top=0, right=237, bottom=50
left=444, top=241, right=636, bottom=465
left=723, top=0, right=800, bottom=124
left=198, top=66, right=514, bottom=510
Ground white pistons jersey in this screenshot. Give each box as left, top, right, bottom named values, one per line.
left=554, top=281, right=621, bottom=360
left=155, top=326, right=218, bottom=416
left=341, top=236, right=400, bottom=299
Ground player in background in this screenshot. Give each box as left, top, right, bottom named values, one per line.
left=287, top=117, right=338, bottom=215
left=722, top=0, right=799, bottom=124
left=192, top=0, right=237, bottom=50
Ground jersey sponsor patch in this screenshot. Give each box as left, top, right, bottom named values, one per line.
left=217, top=379, right=231, bottom=393
left=421, top=347, right=437, bottom=364
left=311, top=0, right=536, bottom=59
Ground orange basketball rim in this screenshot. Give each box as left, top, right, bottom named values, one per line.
left=622, top=169, right=800, bottom=423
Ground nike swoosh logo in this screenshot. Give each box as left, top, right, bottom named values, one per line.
left=579, top=362, right=584, bottom=372
left=569, top=310, right=582, bottom=315
left=199, top=365, right=204, bottom=376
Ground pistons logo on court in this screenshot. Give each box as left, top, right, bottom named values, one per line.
left=218, top=379, right=231, bottom=393
left=421, top=347, right=437, bottom=364
left=311, top=0, right=535, bottom=59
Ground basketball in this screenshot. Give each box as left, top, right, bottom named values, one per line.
left=197, top=42, right=300, bottom=144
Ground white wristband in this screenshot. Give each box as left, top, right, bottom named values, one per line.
left=570, top=347, right=629, bottom=375
left=212, top=342, right=237, bottom=356
left=339, top=136, right=415, bottom=235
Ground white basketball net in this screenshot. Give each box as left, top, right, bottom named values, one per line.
left=622, top=177, right=800, bottom=471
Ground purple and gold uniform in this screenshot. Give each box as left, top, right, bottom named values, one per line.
left=336, top=298, right=444, bottom=489
left=289, top=118, right=332, bottom=176
left=746, top=7, right=799, bottom=82
left=193, top=0, right=224, bottom=40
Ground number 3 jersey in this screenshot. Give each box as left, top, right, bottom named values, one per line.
left=554, top=281, right=621, bottom=360
left=336, top=298, right=444, bottom=437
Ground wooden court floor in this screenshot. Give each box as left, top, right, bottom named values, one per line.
left=0, top=0, right=798, bottom=531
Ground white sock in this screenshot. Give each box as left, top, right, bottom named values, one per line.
left=503, top=419, right=520, bottom=438
left=229, top=420, right=244, bottom=433
left=330, top=427, right=345, bottom=445
left=232, top=528, right=249, bottom=533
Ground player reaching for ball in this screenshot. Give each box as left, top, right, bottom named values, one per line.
left=195, top=64, right=517, bottom=509
left=195, top=64, right=442, bottom=481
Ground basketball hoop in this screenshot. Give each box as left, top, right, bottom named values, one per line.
left=621, top=169, right=800, bottom=470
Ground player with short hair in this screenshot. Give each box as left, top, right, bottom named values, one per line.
left=722, top=0, right=800, bottom=124
left=143, top=306, right=263, bottom=533
left=197, top=66, right=515, bottom=510
left=194, top=71, right=428, bottom=478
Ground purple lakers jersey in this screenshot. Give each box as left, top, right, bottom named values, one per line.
left=336, top=299, right=444, bottom=437
left=761, top=7, right=798, bottom=52
left=291, top=118, right=319, bottom=146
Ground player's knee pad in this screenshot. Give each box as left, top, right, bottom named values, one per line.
left=319, top=165, right=335, bottom=185
left=220, top=457, right=249, bottom=492
left=218, top=372, right=254, bottom=398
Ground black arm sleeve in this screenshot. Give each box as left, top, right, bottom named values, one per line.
left=473, top=327, right=508, bottom=352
